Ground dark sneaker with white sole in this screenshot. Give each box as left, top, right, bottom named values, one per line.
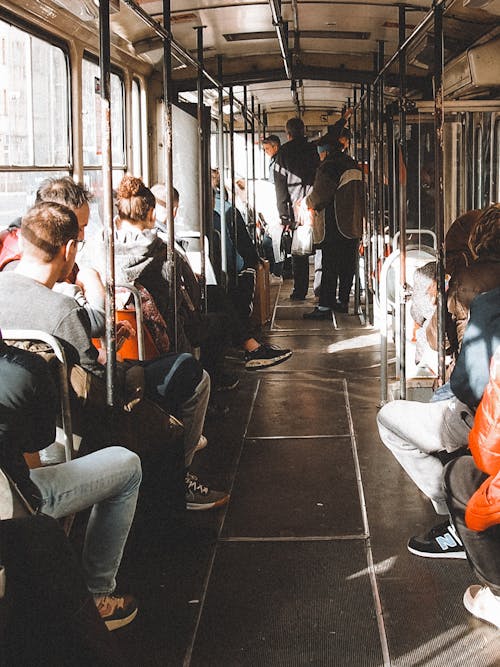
left=185, top=472, right=230, bottom=510
left=244, top=343, right=292, bottom=370
left=407, top=521, right=466, bottom=559
left=95, top=593, right=138, bottom=631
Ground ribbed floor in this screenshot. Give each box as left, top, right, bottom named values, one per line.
left=113, top=276, right=500, bottom=666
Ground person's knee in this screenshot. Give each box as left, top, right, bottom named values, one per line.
left=104, top=446, right=142, bottom=485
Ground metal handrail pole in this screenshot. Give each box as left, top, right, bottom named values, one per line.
left=196, top=26, right=207, bottom=311
left=398, top=4, right=408, bottom=400
left=163, top=0, right=177, bottom=349
left=217, top=56, right=227, bottom=283
left=434, top=1, right=447, bottom=384
left=98, top=0, right=116, bottom=408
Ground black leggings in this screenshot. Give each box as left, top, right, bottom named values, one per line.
left=445, top=456, right=500, bottom=595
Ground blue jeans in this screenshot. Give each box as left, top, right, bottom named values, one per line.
left=143, top=355, right=210, bottom=468
left=30, top=447, right=142, bottom=596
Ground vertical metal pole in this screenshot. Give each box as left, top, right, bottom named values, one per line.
left=229, top=87, right=237, bottom=284
left=217, top=56, right=227, bottom=284
left=196, top=26, right=207, bottom=310
left=376, top=40, right=385, bottom=304
left=98, top=0, right=116, bottom=407
left=163, top=0, right=177, bottom=350
left=353, top=90, right=361, bottom=315
left=251, top=95, right=257, bottom=243
left=243, top=86, right=249, bottom=231
left=434, top=2, right=446, bottom=385
left=398, top=4, right=408, bottom=399
left=361, top=84, right=371, bottom=325
left=367, top=84, right=374, bottom=324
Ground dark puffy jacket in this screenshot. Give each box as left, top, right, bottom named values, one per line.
left=306, top=150, right=362, bottom=238
left=0, top=342, right=58, bottom=510
left=273, top=137, right=319, bottom=223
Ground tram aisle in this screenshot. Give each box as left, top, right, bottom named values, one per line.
left=117, top=275, right=500, bottom=666
left=187, top=279, right=384, bottom=666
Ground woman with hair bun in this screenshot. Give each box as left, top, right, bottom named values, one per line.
left=85, top=175, right=230, bottom=511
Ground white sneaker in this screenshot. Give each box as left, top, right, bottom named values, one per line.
left=463, top=585, right=500, bottom=629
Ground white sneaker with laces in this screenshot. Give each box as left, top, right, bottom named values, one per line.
left=463, top=585, right=500, bottom=629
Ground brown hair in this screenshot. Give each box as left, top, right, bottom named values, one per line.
left=285, top=117, right=305, bottom=139
left=21, top=202, right=79, bottom=261
left=36, top=176, right=92, bottom=209
left=116, top=175, right=156, bottom=223
left=469, top=204, right=500, bottom=259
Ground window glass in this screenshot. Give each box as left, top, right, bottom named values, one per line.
left=131, top=79, right=142, bottom=177
left=0, top=170, right=68, bottom=229
left=82, top=59, right=125, bottom=168
left=0, top=19, right=69, bottom=167
left=0, top=19, right=70, bottom=228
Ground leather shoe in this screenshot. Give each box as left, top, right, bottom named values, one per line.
left=333, top=301, right=348, bottom=313
left=290, top=292, right=307, bottom=300
left=303, top=308, right=332, bottom=320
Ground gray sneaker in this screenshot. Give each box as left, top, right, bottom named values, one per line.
left=185, top=472, right=230, bottom=510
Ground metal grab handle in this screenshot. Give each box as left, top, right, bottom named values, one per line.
left=393, top=229, right=437, bottom=250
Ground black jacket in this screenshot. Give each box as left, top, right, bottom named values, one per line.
left=0, top=342, right=58, bottom=510
left=273, top=137, right=319, bottom=223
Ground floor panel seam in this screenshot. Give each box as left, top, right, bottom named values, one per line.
left=343, top=379, right=391, bottom=666
left=182, top=379, right=261, bottom=667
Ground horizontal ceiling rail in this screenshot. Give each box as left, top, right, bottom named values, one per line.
left=120, top=0, right=258, bottom=123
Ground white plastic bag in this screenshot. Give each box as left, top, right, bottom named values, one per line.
left=291, top=224, right=314, bottom=256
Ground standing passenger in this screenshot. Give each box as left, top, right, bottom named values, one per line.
left=302, top=129, right=362, bottom=318
left=273, top=117, right=319, bottom=300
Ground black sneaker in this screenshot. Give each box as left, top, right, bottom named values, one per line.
left=95, top=593, right=138, bottom=631
left=185, top=472, right=230, bottom=510
left=244, top=343, right=292, bottom=370
left=215, top=373, right=240, bottom=391
left=302, top=307, right=332, bottom=320
left=407, top=521, right=466, bottom=559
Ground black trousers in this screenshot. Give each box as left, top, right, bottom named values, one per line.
left=0, top=514, right=125, bottom=667
left=291, top=254, right=310, bottom=298
left=319, top=221, right=358, bottom=308
left=445, top=456, right=500, bottom=595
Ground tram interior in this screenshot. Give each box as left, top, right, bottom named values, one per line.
left=1, top=0, right=500, bottom=665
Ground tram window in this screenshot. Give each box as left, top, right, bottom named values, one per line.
left=82, top=58, right=126, bottom=170
left=131, top=78, right=142, bottom=177
left=0, top=19, right=70, bottom=228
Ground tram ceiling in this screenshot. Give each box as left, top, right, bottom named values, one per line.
left=120, top=0, right=500, bottom=113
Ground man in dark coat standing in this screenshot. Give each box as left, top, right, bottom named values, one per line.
left=302, top=125, right=362, bottom=318
left=273, top=117, right=319, bottom=300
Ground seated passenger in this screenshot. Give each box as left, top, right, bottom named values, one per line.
left=0, top=334, right=141, bottom=631
left=444, top=348, right=500, bottom=627
left=376, top=286, right=500, bottom=558
left=447, top=204, right=500, bottom=352
left=0, top=201, right=229, bottom=511
left=153, top=184, right=293, bottom=370
left=0, top=177, right=106, bottom=338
